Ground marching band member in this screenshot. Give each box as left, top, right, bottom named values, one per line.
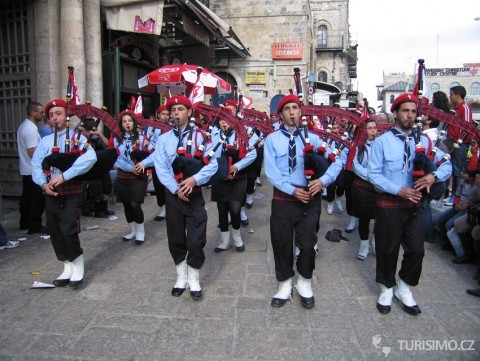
left=264, top=95, right=342, bottom=309
left=154, top=95, right=218, bottom=301
left=211, top=116, right=257, bottom=252
left=368, top=94, right=452, bottom=315
left=114, top=110, right=154, bottom=245
left=150, top=105, right=170, bottom=221
left=32, top=99, right=97, bottom=287
left=352, top=118, right=378, bottom=260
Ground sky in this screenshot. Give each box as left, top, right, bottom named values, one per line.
left=349, top=0, right=480, bottom=109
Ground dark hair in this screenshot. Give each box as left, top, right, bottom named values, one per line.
left=450, top=85, right=466, bottom=100
left=26, top=101, right=42, bottom=115
left=118, top=112, right=139, bottom=138
left=432, top=91, right=450, bottom=113
left=462, top=166, right=477, bottom=179
left=356, top=119, right=377, bottom=164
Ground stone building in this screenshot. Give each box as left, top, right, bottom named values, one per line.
left=0, top=0, right=355, bottom=196
left=377, top=63, right=480, bottom=118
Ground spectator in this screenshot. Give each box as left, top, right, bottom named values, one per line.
left=0, top=223, right=20, bottom=250
left=17, top=101, right=47, bottom=234
left=39, top=113, right=54, bottom=138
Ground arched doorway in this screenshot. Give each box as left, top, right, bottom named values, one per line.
left=212, top=72, right=237, bottom=106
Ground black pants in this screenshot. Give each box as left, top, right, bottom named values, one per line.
left=270, top=197, right=321, bottom=281
left=152, top=167, right=165, bottom=207
left=19, top=175, right=45, bottom=231
left=326, top=170, right=345, bottom=202
left=342, top=170, right=355, bottom=216
left=45, top=193, right=83, bottom=262
left=165, top=191, right=207, bottom=269
left=375, top=206, right=425, bottom=288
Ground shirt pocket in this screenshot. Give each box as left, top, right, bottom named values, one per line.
left=384, top=150, right=404, bottom=174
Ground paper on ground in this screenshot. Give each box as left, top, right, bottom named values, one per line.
left=31, top=281, right=55, bottom=288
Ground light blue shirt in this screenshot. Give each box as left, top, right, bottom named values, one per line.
left=368, top=126, right=452, bottom=195
left=210, top=126, right=257, bottom=172
left=32, top=128, right=97, bottom=186
left=353, top=141, right=374, bottom=181
left=114, top=133, right=155, bottom=172
left=154, top=126, right=218, bottom=194
left=264, top=127, right=343, bottom=196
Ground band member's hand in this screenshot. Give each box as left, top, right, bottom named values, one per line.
left=308, top=179, right=323, bottom=197
left=42, top=182, right=58, bottom=196
left=49, top=173, right=65, bottom=189
left=178, top=177, right=196, bottom=199
left=133, top=162, right=145, bottom=174
left=414, top=173, right=435, bottom=193
left=398, top=187, right=422, bottom=204
left=228, top=165, right=238, bottom=179
left=177, top=190, right=189, bottom=202
left=293, top=187, right=310, bottom=204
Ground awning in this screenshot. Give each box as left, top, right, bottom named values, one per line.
left=313, top=81, right=341, bottom=94
left=178, top=0, right=250, bottom=59
left=102, top=0, right=164, bottom=35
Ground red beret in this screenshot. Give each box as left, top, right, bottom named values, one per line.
left=45, top=99, right=67, bottom=117
left=390, top=93, right=418, bottom=112
left=166, top=95, right=192, bottom=110
left=118, top=109, right=136, bottom=121
left=277, top=94, right=302, bottom=115
left=223, top=99, right=237, bottom=108
left=156, top=105, right=167, bottom=113
left=270, top=113, right=277, bottom=117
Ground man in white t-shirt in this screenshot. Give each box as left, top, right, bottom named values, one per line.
left=17, top=101, right=46, bottom=234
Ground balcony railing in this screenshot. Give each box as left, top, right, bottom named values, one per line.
left=315, top=35, right=345, bottom=52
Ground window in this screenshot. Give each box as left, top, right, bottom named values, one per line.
left=471, top=82, right=480, bottom=96
left=318, top=71, right=327, bottom=82
left=430, top=83, right=440, bottom=94
left=334, top=82, right=344, bottom=91
left=317, top=25, right=328, bottom=48
left=390, top=95, right=395, bottom=104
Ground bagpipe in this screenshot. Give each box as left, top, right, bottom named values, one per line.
left=170, top=103, right=250, bottom=186
left=41, top=103, right=121, bottom=182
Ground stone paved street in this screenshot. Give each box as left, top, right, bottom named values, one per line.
left=0, top=174, right=479, bottom=360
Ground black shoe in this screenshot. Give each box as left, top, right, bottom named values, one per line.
left=190, top=290, right=202, bottom=301
left=300, top=296, right=315, bottom=309
left=424, top=238, right=435, bottom=244
left=453, top=255, right=477, bottom=264
left=271, top=297, right=289, bottom=308
left=245, top=202, right=253, bottom=209
left=344, top=228, right=355, bottom=234
left=466, top=288, right=480, bottom=297
left=171, top=287, right=186, bottom=297
left=53, top=279, right=70, bottom=287
left=376, top=303, right=391, bottom=314
left=28, top=226, right=49, bottom=235
left=235, top=245, right=245, bottom=252
left=135, top=240, right=144, bottom=245
left=69, top=279, right=83, bottom=287
left=241, top=219, right=249, bottom=226
left=101, top=200, right=115, bottom=215
left=394, top=295, right=422, bottom=316
left=154, top=216, right=165, bottom=221
left=214, top=247, right=228, bottom=253
left=94, top=211, right=108, bottom=218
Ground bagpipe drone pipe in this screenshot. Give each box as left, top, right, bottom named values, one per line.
left=302, top=102, right=366, bottom=179
left=416, top=101, right=479, bottom=199
left=41, top=103, right=121, bottom=182
left=170, top=103, right=250, bottom=186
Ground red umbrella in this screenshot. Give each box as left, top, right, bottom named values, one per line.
left=138, top=64, right=231, bottom=95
